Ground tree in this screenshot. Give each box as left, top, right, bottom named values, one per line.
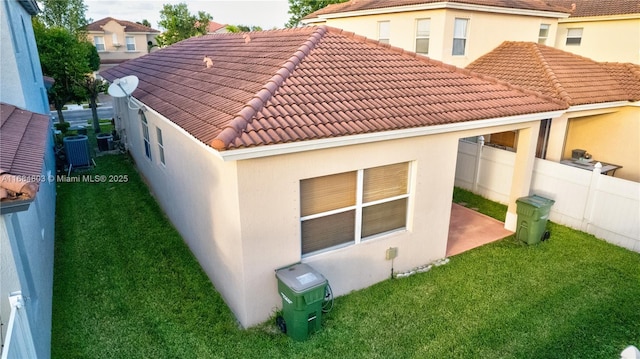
left=39, top=0, right=89, bottom=38
left=286, top=0, right=349, bottom=28
left=138, top=19, right=152, bottom=28
left=33, top=18, right=91, bottom=123
left=225, top=24, right=263, bottom=33
left=156, top=3, right=212, bottom=46
left=80, top=76, right=108, bottom=133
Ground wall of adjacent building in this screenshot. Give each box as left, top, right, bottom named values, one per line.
left=320, top=9, right=559, bottom=67
left=89, top=20, right=157, bottom=65
left=556, top=17, right=640, bottom=64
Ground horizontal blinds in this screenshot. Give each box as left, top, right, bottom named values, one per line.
left=301, top=210, right=355, bottom=255
left=362, top=198, right=408, bottom=238
left=363, top=162, right=408, bottom=203
left=300, top=171, right=356, bottom=217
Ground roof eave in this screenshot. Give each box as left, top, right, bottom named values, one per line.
left=0, top=198, right=35, bottom=215
left=311, top=2, right=570, bottom=21
left=215, top=109, right=566, bottom=162
left=560, top=13, right=640, bottom=23
left=567, top=101, right=636, bottom=113
left=17, top=0, right=40, bottom=15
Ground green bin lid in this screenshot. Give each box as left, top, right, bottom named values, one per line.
left=276, top=263, right=326, bottom=293
left=516, top=195, right=555, bottom=208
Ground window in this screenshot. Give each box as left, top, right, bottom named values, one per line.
left=112, top=33, right=119, bottom=47
left=415, top=19, right=431, bottom=55
left=140, top=111, right=152, bottom=160
left=300, top=162, right=410, bottom=256
left=538, top=24, right=550, bottom=44
left=126, top=36, right=136, bottom=51
left=378, top=21, right=390, bottom=44
left=566, top=28, right=583, bottom=45
left=156, top=127, right=165, bottom=165
left=452, top=18, right=468, bottom=55
left=94, top=36, right=105, bottom=51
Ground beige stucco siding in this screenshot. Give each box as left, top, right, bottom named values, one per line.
left=89, top=20, right=157, bottom=67
left=323, top=9, right=558, bottom=66
left=556, top=18, right=640, bottom=64
left=563, top=106, right=640, bottom=181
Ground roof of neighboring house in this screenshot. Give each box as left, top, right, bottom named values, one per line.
left=207, top=21, right=227, bottom=33
left=553, top=0, right=640, bottom=17
left=466, top=41, right=640, bottom=106
left=18, top=0, right=40, bottom=15
left=0, top=103, right=49, bottom=200
left=86, top=17, right=160, bottom=33
left=304, top=0, right=571, bottom=20
left=101, top=26, right=565, bottom=151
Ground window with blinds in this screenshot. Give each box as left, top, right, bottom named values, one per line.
left=415, top=19, right=431, bottom=55
left=300, top=162, right=410, bottom=256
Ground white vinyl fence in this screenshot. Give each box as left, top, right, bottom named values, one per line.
left=1, top=293, right=36, bottom=359
left=455, top=140, right=640, bottom=253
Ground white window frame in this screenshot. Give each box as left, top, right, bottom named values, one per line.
left=125, top=36, right=136, bottom=51
left=415, top=18, right=431, bottom=55
left=452, top=18, right=468, bottom=56
left=300, top=162, right=412, bottom=257
left=566, top=28, right=583, bottom=46
left=156, top=127, right=165, bottom=166
left=538, top=24, right=550, bottom=44
left=140, top=112, right=152, bottom=160
left=94, top=36, right=105, bottom=51
left=378, top=21, right=390, bottom=44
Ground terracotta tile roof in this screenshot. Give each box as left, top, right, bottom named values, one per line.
left=0, top=103, right=49, bottom=198
left=304, top=0, right=571, bottom=20
left=86, top=17, right=160, bottom=33
left=552, top=0, right=640, bottom=17
left=101, top=26, right=564, bottom=151
left=207, top=21, right=227, bottom=33
left=466, top=42, right=640, bottom=106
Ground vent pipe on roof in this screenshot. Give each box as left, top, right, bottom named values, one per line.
left=203, top=56, right=213, bottom=68
left=243, top=34, right=251, bottom=44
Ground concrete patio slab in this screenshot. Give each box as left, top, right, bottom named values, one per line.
left=447, top=203, right=514, bottom=256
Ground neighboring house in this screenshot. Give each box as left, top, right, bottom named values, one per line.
left=86, top=17, right=160, bottom=73
left=207, top=21, right=229, bottom=34
left=553, top=0, right=640, bottom=64
left=0, top=1, right=56, bottom=358
left=467, top=42, right=640, bottom=182
left=102, top=26, right=566, bottom=327
left=301, top=0, right=571, bottom=67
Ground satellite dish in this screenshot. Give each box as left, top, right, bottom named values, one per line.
left=108, top=75, right=139, bottom=98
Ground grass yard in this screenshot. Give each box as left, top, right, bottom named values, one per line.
left=52, top=152, right=640, bottom=358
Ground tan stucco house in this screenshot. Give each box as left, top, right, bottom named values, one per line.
left=102, top=26, right=567, bottom=327
left=301, top=0, right=571, bottom=67
left=467, top=42, right=640, bottom=182
left=553, top=0, right=640, bottom=64
left=86, top=17, right=160, bottom=73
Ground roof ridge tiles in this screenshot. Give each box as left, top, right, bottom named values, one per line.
left=528, top=42, right=573, bottom=105
left=211, top=26, right=328, bottom=150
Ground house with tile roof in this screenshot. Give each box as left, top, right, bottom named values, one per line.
left=207, top=21, right=229, bottom=34
left=301, top=0, right=572, bottom=67
left=101, top=25, right=567, bottom=327
left=86, top=17, right=160, bottom=73
left=552, top=0, right=640, bottom=64
left=0, top=0, right=56, bottom=357
left=467, top=41, right=640, bottom=181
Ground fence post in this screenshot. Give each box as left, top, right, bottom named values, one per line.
left=581, top=162, right=602, bottom=232
left=472, top=136, right=484, bottom=192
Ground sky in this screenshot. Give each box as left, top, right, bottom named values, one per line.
left=84, top=0, right=291, bottom=30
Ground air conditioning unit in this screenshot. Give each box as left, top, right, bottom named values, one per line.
left=63, top=135, right=91, bottom=174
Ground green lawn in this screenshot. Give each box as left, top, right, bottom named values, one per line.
left=52, top=152, right=640, bottom=358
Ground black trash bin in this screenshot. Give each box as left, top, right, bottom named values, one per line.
left=96, top=133, right=113, bottom=151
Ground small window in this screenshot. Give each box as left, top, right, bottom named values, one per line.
left=126, top=36, right=136, bottom=51
left=300, top=162, right=410, bottom=256
left=452, top=18, right=468, bottom=56
left=538, top=24, right=550, bottom=44
left=415, top=19, right=430, bottom=55
left=140, top=112, right=152, bottom=160
left=112, top=33, right=119, bottom=46
left=378, top=21, right=390, bottom=44
left=156, top=127, right=165, bottom=165
left=566, top=28, right=583, bottom=45
left=94, top=36, right=105, bottom=51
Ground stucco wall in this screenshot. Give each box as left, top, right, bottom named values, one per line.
left=89, top=20, right=157, bottom=63
left=563, top=106, right=640, bottom=182
left=323, top=9, right=559, bottom=67
left=0, top=0, right=49, bottom=113
left=556, top=18, right=640, bottom=64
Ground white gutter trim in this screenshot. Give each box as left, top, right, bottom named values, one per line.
left=559, top=13, right=640, bottom=23
left=312, top=2, right=570, bottom=20
left=218, top=110, right=565, bottom=161
left=566, top=101, right=632, bottom=113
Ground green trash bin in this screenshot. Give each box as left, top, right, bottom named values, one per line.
left=275, top=263, right=327, bottom=341
left=516, top=195, right=555, bottom=245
